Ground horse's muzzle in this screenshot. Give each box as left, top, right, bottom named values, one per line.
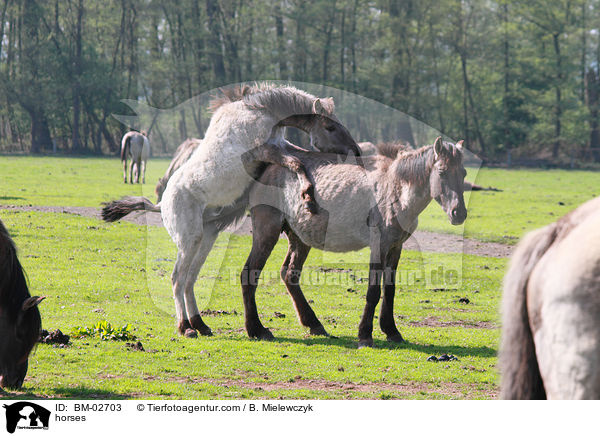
left=450, top=207, right=467, bottom=225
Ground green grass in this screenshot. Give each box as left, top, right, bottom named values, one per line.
left=0, top=155, right=170, bottom=207
left=0, top=210, right=502, bottom=400
left=414, top=167, right=599, bottom=243
left=0, top=156, right=594, bottom=399
left=1, top=156, right=596, bottom=244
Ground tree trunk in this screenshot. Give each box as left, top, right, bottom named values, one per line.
left=586, top=69, right=600, bottom=162
left=274, top=2, right=287, bottom=79
left=502, top=2, right=511, bottom=151
left=293, top=5, right=306, bottom=81
left=205, top=0, right=226, bottom=84
left=30, top=110, right=52, bottom=154
left=552, top=33, right=562, bottom=158
left=71, top=0, right=84, bottom=152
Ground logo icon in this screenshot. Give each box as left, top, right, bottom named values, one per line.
left=3, top=402, right=50, bottom=433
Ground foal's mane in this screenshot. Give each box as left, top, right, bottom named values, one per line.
left=0, top=219, right=29, bottom=315
left=209, top=83, right=332, bottom=121
left=392, top=141, right=463, bottom=184
left=393, top=145, right=435, bottom=184
left=375, top=141, right=412, bottom=159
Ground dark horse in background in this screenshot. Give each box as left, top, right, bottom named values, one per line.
left=0, top=218, right=44, bottom=389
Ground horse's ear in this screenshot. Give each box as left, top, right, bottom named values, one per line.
left=22, top=296, right=45, bottom=311
left=322, top=97, right=335, bottom=114
left=455, top=140, right=464, bottom=151
left=312, top=98, right=325, bottom=115
left=433, top=136, right=443, bottom=160
left=312, top=98, right=335, bottom=116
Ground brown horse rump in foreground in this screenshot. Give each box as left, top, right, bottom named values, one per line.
left=500, top=196, right=600, bottom=399
left=0, top=218, right=44, bottom=389
left=241, top=137, right=467, bottom=347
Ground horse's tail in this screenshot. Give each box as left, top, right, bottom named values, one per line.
left=500, top=225, right=558, bottom=400
left=121, top=134, right=131, bottom=162
left=101, top=196, right=160, bottom=223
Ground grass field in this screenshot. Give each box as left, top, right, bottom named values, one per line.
left=0, top=155, right=596, bottom=399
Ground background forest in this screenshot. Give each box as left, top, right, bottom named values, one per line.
left=1, top=0, right=600, bottom=163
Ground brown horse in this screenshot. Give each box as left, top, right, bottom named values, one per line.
left=241, top=137, right=467, bottom=347
left=500, top=196, right=600, bottom=399
left=0, top=218, right=44, bottom=389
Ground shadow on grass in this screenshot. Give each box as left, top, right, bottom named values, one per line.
left=0, top=196, right=26, bottom=201
left=223, top=334, right=497, bottom=358
left=0, top=387, right=131, bottom=400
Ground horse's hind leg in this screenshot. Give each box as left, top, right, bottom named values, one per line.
left=240, top=205, right=283, bottom=340
left=141, top=159, right=146, bottom=184
left=182, top=225, right=220, bottom=336
left=128, top=159, right=134, bottom=184
left=379, top=247, right=404, bottom=343
left=281, top=230, right=328, bottom=336
left=163, top=187, right=211, bottom=337
left=122, top=159, right=128, bottom=183
left=242, top=142, right=317, bottom=214
left=134, top=158, right=142, bottom=183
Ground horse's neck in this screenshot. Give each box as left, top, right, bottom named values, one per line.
left=277, top=114, right=314, bottom=133
left=376, top=159, right=432, bottom=228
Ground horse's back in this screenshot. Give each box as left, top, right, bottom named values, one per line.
left=528, top=204, right=600, bottom=399
left=250, top=156, right=380, bottom=252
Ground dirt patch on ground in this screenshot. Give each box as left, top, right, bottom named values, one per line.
left=407, top=316, right=498, bottom=329
left=0, top=205, right=513, bottom=258
left=155, top=375, right=498, bottom=399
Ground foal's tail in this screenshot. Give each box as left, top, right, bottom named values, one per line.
left=500, top=225, right=558, bottom=400
left=101, top=196, right=160, bottom=222
left=121, top=135, right=131, bottom=162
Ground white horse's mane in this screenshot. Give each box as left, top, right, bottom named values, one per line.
left=209, top=83, right=334, bottom=121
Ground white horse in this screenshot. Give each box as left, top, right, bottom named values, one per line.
left=155, top=138, right=202, bottom=201
left=121, top=131, right=150, bottom=184
left=500, top=196, right=600, bottom=399
left=103, top=84, right=361, bottom=337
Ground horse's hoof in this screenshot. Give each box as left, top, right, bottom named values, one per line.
left=189, top=315, right=212, bottom=336
left=259, top=330, right=275, bottom=341
left=248, top=329, right=274, bottom=341
left=197, top=326, right=213, bottom=337
left=309, top=325, right=329, bottom=337
left=357, top=339, right=373, bottom=348
left=183, top=329, right=198, bottom=338
left=386, top=334, right=405, bottom=343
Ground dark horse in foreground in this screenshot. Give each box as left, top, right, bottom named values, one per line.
left=0, top=218, right=44, bottom=389
left=241, top=137, right=467, bottom=347
left=500, top=196, right=600, bottom=399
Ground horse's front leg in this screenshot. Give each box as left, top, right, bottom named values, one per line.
left=358, top=258, right=383, bottom=348
left=242, top=142, right=317, bottom=214
left=240, top=205, right=283, bottom=340
left=380, top=246, right=404, bottom=343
